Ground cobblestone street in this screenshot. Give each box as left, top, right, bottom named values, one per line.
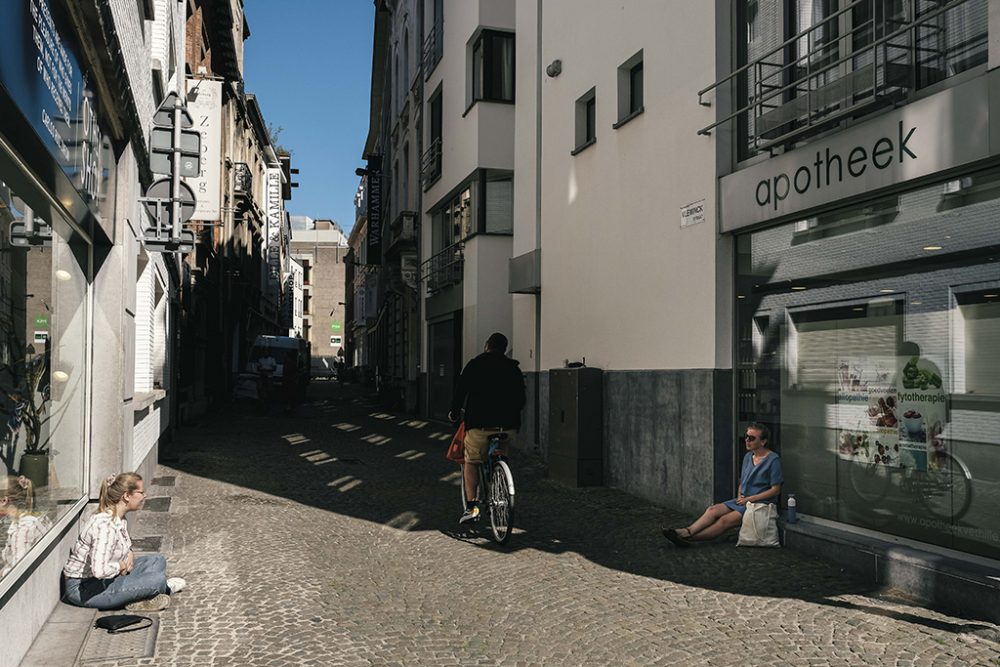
left=69, top=382, right=1000, bottom=667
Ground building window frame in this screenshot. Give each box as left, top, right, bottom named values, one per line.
left=467, top=29, right=515, bottom=110
left=614, top=50, right=644, bottom=129
left=572, top=87, right=597, bottom=155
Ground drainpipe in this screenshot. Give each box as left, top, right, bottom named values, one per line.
left=532, top=0, right=543, bottom=446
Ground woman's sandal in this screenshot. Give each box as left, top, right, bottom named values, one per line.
left=661, top=528, right=692, bottom=548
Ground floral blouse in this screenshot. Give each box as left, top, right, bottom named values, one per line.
left=62, top=510, right=131, bottom=580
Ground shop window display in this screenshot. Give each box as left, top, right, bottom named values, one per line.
left=0, top=180, right=88, bottom=581
left=736, top=167, right=1000, bottom=559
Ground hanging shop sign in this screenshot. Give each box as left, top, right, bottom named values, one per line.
left=365, top=157, right=382, bottom=264
left=265, top=167, right=283, bottom=313
left=0, top=0, right=112, bottom=218
left=720, top=76, right=991, bottom=232
left=184, top=78, right=222, bottom=220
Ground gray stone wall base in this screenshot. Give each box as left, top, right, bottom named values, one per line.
left=783, top=520, right=1000, bottom=624
left=521, top=369, right=729, bottom=516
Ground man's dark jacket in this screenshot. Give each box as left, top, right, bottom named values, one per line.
left=451, top=351, right=526, bottom=429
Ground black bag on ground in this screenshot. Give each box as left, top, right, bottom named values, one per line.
left=95, top=614, right=152, bottom=633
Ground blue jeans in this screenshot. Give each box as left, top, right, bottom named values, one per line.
left=63, top=554, right=168, bottom=610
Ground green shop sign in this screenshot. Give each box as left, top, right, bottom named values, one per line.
left=34, top=316, right=49, bottom=329
left=330, top=322, right=342, bottom=332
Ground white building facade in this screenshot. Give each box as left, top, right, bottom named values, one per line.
left=418, top=0, right=516, bottom=418
left=511, top=0, right=725, bottom=511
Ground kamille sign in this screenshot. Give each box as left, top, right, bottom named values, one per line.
left=720, top=76, right=992, bottom=232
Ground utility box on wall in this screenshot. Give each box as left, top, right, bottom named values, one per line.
left=548, top=367, right=603, bottom=487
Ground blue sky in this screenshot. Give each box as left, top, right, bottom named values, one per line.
left=243, top=0, right=374, bottom=232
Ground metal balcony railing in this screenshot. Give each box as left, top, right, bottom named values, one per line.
left=697, top=0, right=986, bottom=154
left=234, top=162, right=252, bottom=196
left=420, top=137, right=442, bottom=190
left=422, top=23, right=443, bottom=81
left=420, top=241, right=463, bottom=295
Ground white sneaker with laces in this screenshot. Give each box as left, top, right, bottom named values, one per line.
left=166, top=577, right=187, bottom=594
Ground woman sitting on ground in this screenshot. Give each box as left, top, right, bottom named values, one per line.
left=663, top=422, right=783, bottom=547
left=1, top=475, right=52, bottom=576
left=62, top=472, right=186, bottom=611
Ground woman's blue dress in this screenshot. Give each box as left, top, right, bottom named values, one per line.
left=723, top=451, right=784, bottom=515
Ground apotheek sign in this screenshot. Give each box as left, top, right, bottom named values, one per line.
left=720, top=76, right=992, bottom=232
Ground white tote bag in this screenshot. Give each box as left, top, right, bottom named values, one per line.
left=736, top=501, right=780, bottom=547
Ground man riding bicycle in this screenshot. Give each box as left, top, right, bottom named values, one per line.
left=448, top=332, right=525, bottom=524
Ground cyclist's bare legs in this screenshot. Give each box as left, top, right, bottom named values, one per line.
left=463, top=462, right=479, bottom=504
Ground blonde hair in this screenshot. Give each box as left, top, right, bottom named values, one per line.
left=2, top=475, right=34, bottom=515
left=98, top=473, right=143, bottom=516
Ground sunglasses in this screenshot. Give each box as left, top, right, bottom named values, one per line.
left=744, top=434, right=759, bottom=442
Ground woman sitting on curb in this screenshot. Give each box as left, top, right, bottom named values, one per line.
left=1, top=475, right=52, bottom=577
left=663, top=422, right=783, bottom=547
left=62, top=472, right=186, bottom=612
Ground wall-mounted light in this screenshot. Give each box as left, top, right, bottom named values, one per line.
left=53, top=370, right=70, bottom=383
left=546, top=59, right=562, bottom=77
left=55, top=269, right=72, bottom=282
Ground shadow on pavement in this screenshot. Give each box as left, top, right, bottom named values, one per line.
left=162, top=381, right=981, bottom=630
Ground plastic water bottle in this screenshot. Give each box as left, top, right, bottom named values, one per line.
left=787, top=494, right=798, bottom=523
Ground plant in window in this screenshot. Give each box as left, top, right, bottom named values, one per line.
left=1, top=345, right=50, bottom=484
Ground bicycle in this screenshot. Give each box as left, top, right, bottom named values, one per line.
left=848, top=449, right=973, bottom=522
left=460, top=430, right=516, bottom=544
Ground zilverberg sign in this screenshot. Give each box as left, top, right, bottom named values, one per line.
left=719, top=76, right=991, bottom=232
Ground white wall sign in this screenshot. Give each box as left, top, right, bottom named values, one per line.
left=184, top=78, right=222, bottom=220
left=720, top=77, right=991, bottom=232
left=680, top=199, right=706, bottom=228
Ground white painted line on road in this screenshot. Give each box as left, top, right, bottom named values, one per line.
left=395, top=450, right=417, bottom=458
left=439, top=471, right=462, bottom=483
left=300, top=449, right=324, bottom=457
left=338, top=480, right=362, bottom=492
left=306, top=453, right=330, bottom=462
left=406, top=452, right=425, bottom=460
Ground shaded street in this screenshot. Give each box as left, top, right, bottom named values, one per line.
left=46, top=381, right=999, bottom=666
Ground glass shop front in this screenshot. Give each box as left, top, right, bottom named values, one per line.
left=736, top=166, right=1000, bottom=560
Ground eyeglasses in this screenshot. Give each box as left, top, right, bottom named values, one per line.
left=744, top=435, right=758, bottom=442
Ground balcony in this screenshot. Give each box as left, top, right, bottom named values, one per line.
left=386, top=211, right=417, bottom=256
left=422, top=23, right=443, bottom=81
left=421, top=137, right=442, bottom=190
left=698, top=0, right=987, bottom=156
left=234, top=162, right=252, bottom=197
left=420, top=241, right=463, bottom=295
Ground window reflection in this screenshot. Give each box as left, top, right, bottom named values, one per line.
left=0, top=180, right=87, bottom=580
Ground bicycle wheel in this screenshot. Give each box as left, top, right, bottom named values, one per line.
left=488, top=459, right=515, bottom=544
left=921, top=452, right=974, bottom=522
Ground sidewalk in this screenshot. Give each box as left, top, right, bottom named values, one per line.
left=21, top=380, right=1000, bottom=666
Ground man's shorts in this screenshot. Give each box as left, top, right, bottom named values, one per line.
left=464, top=428, right=517, bottom=464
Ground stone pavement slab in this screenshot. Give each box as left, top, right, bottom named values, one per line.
left=21, top=383, right=1000, bottom=666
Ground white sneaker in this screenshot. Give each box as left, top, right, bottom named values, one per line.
left=166, top=577, right=187, bottom=594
